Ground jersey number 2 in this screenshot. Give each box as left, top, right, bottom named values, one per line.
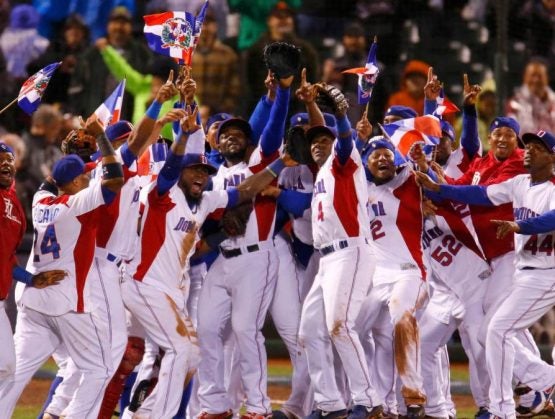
left=35, top=224, right=61, bottom=260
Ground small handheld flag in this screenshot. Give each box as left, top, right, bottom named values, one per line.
left=342, top=36, right=379, bottom=105
left=434, top=88, right=460, bottom=117
left=17, top=62, right=61, bottom=115
left=143, top=1, right=208, bottom=66
left=94, top=79, right=126, bottom=127
left=382, top=115, right=442, bottom=157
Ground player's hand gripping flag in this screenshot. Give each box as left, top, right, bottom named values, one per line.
left=17, top=62, right=61, bottom=115
left=94, top=79, right=126, bottom=127
left=382, top=115, right=442, bottom=157
left=143, top=1, right=208, bottom=66
left=342, top=36, right=379, bottom=105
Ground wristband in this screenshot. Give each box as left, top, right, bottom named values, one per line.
left=266, top=158, right=286, bottom=178
left=102, top=162, right=124, bottom=179
left=146, top=100, right=162, bottom=120
left=12, top=266, right=33, bottom=286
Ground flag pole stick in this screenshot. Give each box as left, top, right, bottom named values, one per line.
left=0, top=97, right=18, bottom=115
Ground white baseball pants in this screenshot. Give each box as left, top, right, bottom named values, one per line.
left=0, top=306, right=112, bottom=419
left=122, top=278, right=199, bottom=419
left=299, top=243, right=380, bottom=411
left=358, top=267, right=428, bottom=407
left=271, top=234, right=311, bottom=417
left=0, top=301, right=15, bottom=394
left=196, top=246, right=278, bottom=414
left=487, top=269, right=555, bottom=418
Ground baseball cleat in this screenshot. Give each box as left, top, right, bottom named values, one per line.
left=240, top=412, right=272, bottom=419
left=516, top=386, right=555, bottom=417
left=305, top=409, right=348, bottom=419
left=347, top=404, right=384, bottom=419
left=198, top=410, right=234, bottom=419
left=474, top=406, right=490, bottom=419
left=405, top=405, right=425, bottom=419
left=273, top=408, right=301, bottom=419
left=382, top=412, right=399, bottom=419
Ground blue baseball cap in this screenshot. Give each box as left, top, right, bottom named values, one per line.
left=521, top=130, right=555, bottom=153
left=52, top=155, right=92, bottom=186
left=290, top=112, right=337, bottom=129
left=362, top=136, right=396, bottom=161
left=306, top=125, right=336, bottom=143
left=385, top=106, right=417, bottom=120
left=106, top=121, right=134, bottom=142
left=440, top=120, right=455, bottom=142
left=216, top=118, right=253, bottom=144
left=182, top=153, right=217, bottom=175
left=490, top=117, right=520, bottom=137
left=207, top=113, right=232, bottom=131
left=0, top=142, right=14, bottom=155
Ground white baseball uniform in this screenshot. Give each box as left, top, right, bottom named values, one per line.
left=358, top=165, right=428, bottom=408
left=0, top=182, right=113, bottom=419
left=478, top=175, right=555, bottom=417
left=122, top=178, right=231, bottom=418
left=299, top=143, right=380, bottom=411
left=419, top=204, right=491, bottom=416
left=197, top=145, right=279, bottom=415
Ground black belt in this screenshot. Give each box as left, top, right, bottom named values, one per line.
left=220, top=244, right=260, bottom=259
left=320, top=240, right=349, bottom=256
left=521, top=266, right=555, bottom=270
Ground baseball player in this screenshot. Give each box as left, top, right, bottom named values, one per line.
left=292, top=112, right=383, bottom=418
left=416, top=129, right=555, bottom=418
left=0, top=116, right=124, bottom=419
left=195, top=75, right=293, bottom=419
left=356, top=138, right=436, bottom=419
left=0, top=142, right=66, bottom=397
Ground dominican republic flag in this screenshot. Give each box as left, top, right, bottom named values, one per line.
left=17, top=62, right=60, bottom=115
left=143, top=1, right=208, bottom=66
left=94, top=79, right=126, bottom=127
left=342, top=37, right=379, bottom=105
left=434, top=88, right=460, bottom=117
left=383, top=115, right=442, bottom=156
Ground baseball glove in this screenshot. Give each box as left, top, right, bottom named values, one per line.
left=285, top=126, right=313, bottom=165
left=316, top=83, right=349, bottom=116
left=32, top=270, right=67, bottom=288
left=263, top=42, right=301, bottom=80
left=61, top=129, right=97, bottom=162
left=221, top=201, right=254, bottom=237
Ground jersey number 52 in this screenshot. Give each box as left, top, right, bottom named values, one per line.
left=431, top=235, right=462, bottom=267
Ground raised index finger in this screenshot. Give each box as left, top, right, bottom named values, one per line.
left=166, top=69, right=174, bottom=84
left=301, top=68, right=307, bottom=86
left=427, top=67, right=434, bottom=83
left=463, top=73, right=469, bottom=90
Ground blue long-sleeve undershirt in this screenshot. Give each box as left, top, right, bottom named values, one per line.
left=335, top=115, right=354, bottom=165
left=460, top=105, right=480, bottom=159
left=260, top=87, right=290, bottom=156
left=424, top=99, right=437, bottom=116
left=517, top=210, right=555, bottom=235
left=157, top=150, right=183, bottom=195
left=277, top=189, right=312, bottom=218
left=427, top=184, right=494, bottom=206
left=249, top=95, right=273, bottom=146
left=12, top=266, right=33, bottom=285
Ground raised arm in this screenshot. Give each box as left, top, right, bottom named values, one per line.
left=157, top=107, right=200, bottom=196
left=127, top=70, right=179, bottom=158
left=249, top=71, right=276, bottom=144
left=460, top=74, right=481, bottom=159
left=423, top=66, right=441, bottom=115
left=295, top=68, right=325, bottom=127
left=259, top=75, right=293, bottom=156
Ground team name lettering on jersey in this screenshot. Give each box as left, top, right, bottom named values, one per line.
left=224, top=173, right=246, bottom=188
left=314, top=179, right=327, bottom=195
left=513, top=207, right=539, bottom=221
left=370, top=201, right=386, bottom=217
left=422, top=225, right=444, bottom=250
left=34, top=207, right=60, bottom=224
left=132, top=189, right=141, bottom=203
left=173, top=217, right=196, bottom=232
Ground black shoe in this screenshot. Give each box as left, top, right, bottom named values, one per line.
left=305, top=409, right=348, bottom=419
left=347, top=405, right=384, bottom=419
left=406, top=405, right=425, bottom=419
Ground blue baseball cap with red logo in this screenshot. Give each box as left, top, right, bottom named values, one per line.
left=52, top=155, right=94, bottom=186
left=385, top=106, right=417, bottom=120
left=0, top=142, right=14, bottom=155
left=521, top=130, right=555, bottom=153
left=182, top=153, right=217, bottom=174
left=105, top=120, right=134, bottom=142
